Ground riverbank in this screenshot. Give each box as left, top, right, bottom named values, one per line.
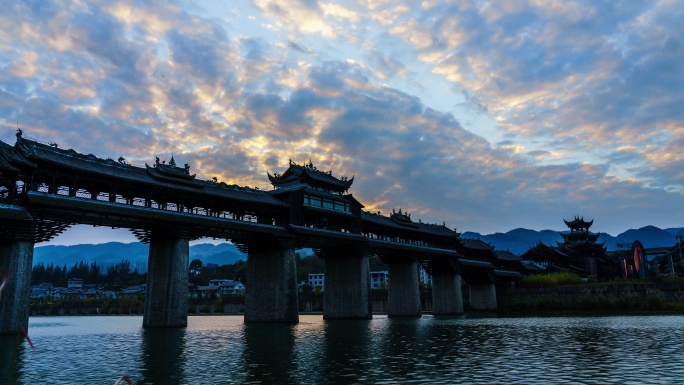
left=28, top=281, right=684, bottom=316
left=504, top=281, right=684, bottom=312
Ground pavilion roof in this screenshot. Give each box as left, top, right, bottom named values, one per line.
left=0, top=141, right=18, bottom=172
left=268, top=160, right=353, bottom=192
left=564, top=216, right=593, bottom=229
left=361, top=211, right=458, bottom=237
left=520, top=241, right=559, bottom=260
left=12, top=134, right=287, bottom=207
left=0, top=137, right=34, bottom=172
left=458, top=238, right=494, bottom=251
left=494, top=250, right=521, bottom=261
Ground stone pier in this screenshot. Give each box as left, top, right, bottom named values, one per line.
left=143, top=236, right=189, bottom=328
left=323, top=250, right=371, bottom=319
left=469, top=283, right=497, bottom=310
left=0, top=240, right=34, bottom=335
left=387, top=258, right=421, bottom=317
left=244, top=244, right=298, bottom=323
left=432, top=272, right=464, bottom=315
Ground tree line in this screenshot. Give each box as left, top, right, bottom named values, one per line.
left=32, top=253, right=388, bottom=289
left=31, top=260, right=145, bottom=289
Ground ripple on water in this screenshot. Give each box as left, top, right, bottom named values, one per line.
left=9, top=314, right=684, bottom=384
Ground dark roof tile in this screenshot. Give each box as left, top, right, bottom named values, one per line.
left=14, top=136, right=287, bottom=207
left=361, top=211, right=458, bottom=237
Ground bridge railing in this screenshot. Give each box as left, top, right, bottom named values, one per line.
left=75, top=189, right=92, bottom=199
left=18, top=179, right=281, bottom=227
left=36, top=184, right=49, bottom=194
left=363, top=231, right=446, bottom=249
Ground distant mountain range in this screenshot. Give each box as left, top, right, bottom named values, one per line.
left=33, top=225, right=684, bottom=269
left=33, top=242, right=247, bottom=271
left=462, top=226, right=684, bottom=255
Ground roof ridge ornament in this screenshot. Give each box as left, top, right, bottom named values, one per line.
left=152, top=155, right=193, bottom=177
left=270, top=158, right=354, bottom=192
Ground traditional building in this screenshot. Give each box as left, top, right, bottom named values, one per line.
left=268, top=160, right=363, bottom=234
left=646, top=236, right=684, bottom=278
left=521, top=217, right=617, bottom=279
left=493, top=250, right=523, bottom=272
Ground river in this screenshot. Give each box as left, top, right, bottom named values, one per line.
left=2, top=314, right=684, bottom=384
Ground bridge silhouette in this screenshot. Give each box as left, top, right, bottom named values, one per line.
left=0, top=130, right=519, bottom=333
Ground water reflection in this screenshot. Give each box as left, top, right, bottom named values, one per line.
left=13, top=315, right=684, bottom=384
left=322, top=318, right=372, bottom=384
left=570, top=319, right=619, bottom=379
left=413, top=316, right=462, bottom=371
left=242, top=323, right=297, bottom=384
left=140, top=328, right=187, bottom=384
left=377, top=317, right=424, bottom=383
left=290, top=316, right=327, bottom=384
left=0, top=334, right=25, bottom=384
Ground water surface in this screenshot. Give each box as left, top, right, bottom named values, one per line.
left=3, top=314, right=684, bottom=384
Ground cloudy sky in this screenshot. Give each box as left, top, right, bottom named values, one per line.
left=2, top=0, right=683, bottom=245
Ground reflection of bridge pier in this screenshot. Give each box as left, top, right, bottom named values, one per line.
left=140, top=328, right=187, bottom=383
left=243, top=323, right=296, bottom=383
left=322, top=319, right=372, bottom=381
left=0, top=334, right=26, bottom=382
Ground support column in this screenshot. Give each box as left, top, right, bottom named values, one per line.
left=323, top=251, right=371, bottom=319
left=244, top=244, right=299, bottom=323
left=0, top=240, right=34, bottom=334
left=432, top=272, right=464, bottom=315
left=144, top=236, right=189, bottom=328
left=469, top=283, right=497, bottom=310
left=387, top=258, right=421, bottom=317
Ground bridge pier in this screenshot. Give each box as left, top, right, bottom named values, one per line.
left=431, top=272, right=464, bottom=315
left=387, top=258, right=421, bottom=317
left=0, top=240, right=34, bottom=335
left=469, top=283, right=497, bottom=310
left=323, top=250, right=371, bottom=319
left=143, top=235, right=189, bottom=328
left=244, top=244, right=298, bottom=323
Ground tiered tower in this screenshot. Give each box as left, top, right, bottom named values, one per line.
left=521, top=216, right=616, bottom=279
left=557, top=216, right=610, bottom=277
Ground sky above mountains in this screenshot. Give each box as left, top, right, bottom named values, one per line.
left=2, top=1, right=683, bottom=243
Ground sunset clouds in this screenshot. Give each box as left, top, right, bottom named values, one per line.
left=1, top=0, right=683, bottom=237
